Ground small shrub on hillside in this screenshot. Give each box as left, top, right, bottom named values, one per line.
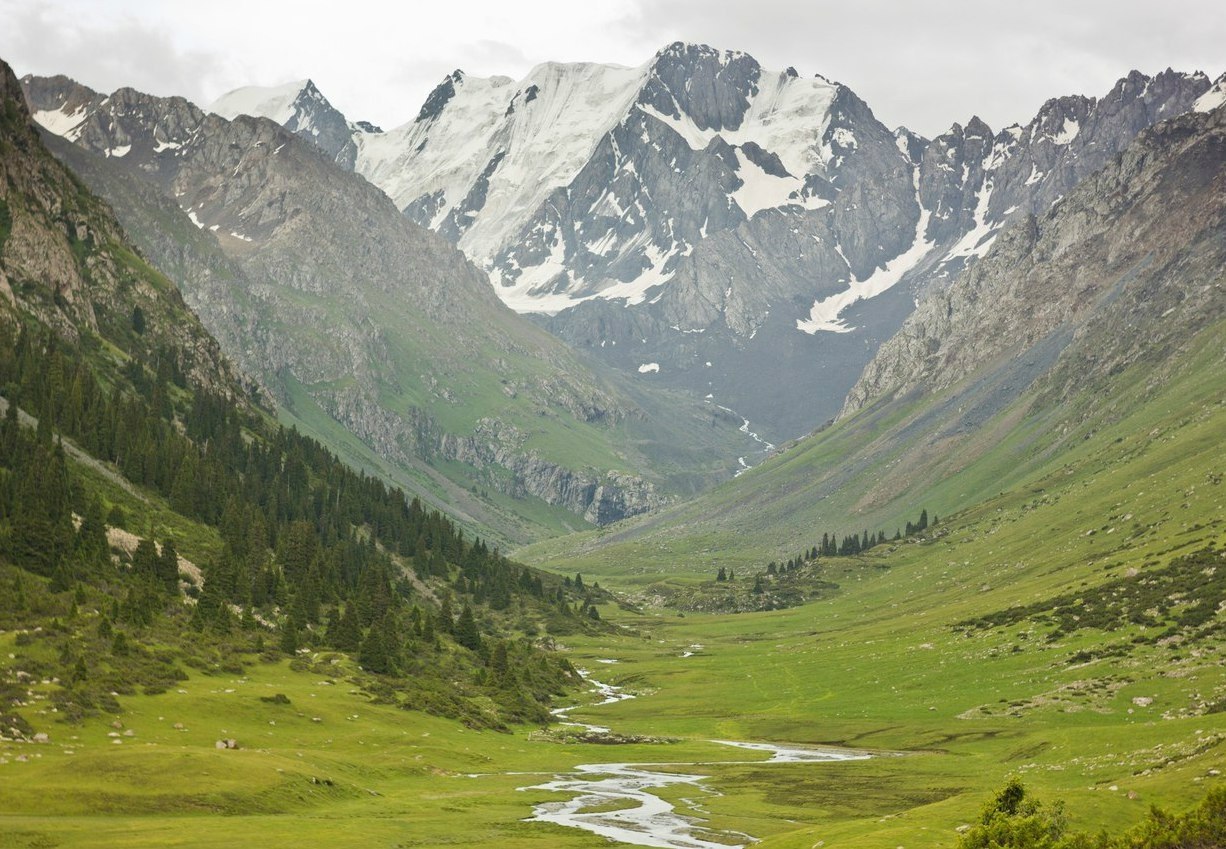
left=957, top=781, right=1226, bottom=849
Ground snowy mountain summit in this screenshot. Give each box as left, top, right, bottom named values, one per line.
left=198, top=45, right=1213, bottom=441
left=210, top=78, right=374, bottom=169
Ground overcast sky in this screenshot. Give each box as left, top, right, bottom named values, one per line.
left=1, top=0, right=1221, bottom=137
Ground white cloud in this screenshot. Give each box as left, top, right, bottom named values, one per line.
left=1, top=0, right=1221, bottom=136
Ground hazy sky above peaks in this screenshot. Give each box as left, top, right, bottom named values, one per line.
left=1, top=0, right=1222, bottom=137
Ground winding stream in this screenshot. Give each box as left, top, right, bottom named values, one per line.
left=522, top=670, right=870, bottom=849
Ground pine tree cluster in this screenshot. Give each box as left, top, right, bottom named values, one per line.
left=0, top=323, right=594, bottom=729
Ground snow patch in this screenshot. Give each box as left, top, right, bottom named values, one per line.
left=1051, top=118, right=1080, bottom=145
left=798, top=172, right=934, bottom=334
left=32, top=105, right=88, bottom=140
left=944, top=177, right=997, bottom=262
left=596, top=240, right=677, bottom=305
left=209, top=79, right=311, bottom=125
left=638, top=68, right=837, bottom=180
left=637, top=363, right=660, bottom=374
left=732, top=156, right=803, bottom=217
left=1193, top=81, right=1226, bottom=113
left=831, top=127, right=857, bottom=149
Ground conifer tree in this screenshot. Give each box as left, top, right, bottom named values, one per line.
left=359, top=626, right=390, bottom=674
left=158, top=538, right=180, bottom=593
left=279, top=622, right=300, bottom=656
left=455, top=604, right=482, bottom=652
left=489, top=641, right=511, bottom=688
left=131, top=537, right=160, bottom=584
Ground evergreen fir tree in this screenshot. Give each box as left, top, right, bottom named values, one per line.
left=279, top=622, right=300, bottom=656
left=157, top=538, right=180, bottom=593
left=359, top=626, right=390, bottom=674
left=489, top=641, right=511, bottom=688
left=455, top=604, right=482, bottom=652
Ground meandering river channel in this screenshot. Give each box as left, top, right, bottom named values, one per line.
left=520, top=669, right=870, bottom=849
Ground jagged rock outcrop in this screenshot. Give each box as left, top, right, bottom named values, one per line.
left=0, top=59, right=241, bottom=398
left=843, top=100, right=1226, bottom=418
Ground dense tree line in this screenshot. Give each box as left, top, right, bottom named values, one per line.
left=0, top=322, right=595, bottom=727
left=715, top=508, right=937, bottom=584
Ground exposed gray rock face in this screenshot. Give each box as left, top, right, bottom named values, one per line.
left=843, top=101, right=1226, bottom=420
left=275, top=80, right=362, bottom=169
left=0, top=60, right=241, bottom=401
left=24, top=75, right=748, bottom=539
left=637, top=42, right=761, bottom=131
left=416, top=71, right=462, bottom=123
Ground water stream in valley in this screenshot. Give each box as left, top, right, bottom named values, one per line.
left=520, top=670, right=870, bottom=849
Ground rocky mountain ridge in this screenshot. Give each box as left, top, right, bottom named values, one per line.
left=842, top=93, right=1226, bottom=420
left=210, top=78, right=369, bottom=169
left=0, top=61, right=241, bottom=399
left=206, top=45, right=1214, bottom=442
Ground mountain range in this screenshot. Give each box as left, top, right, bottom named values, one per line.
left=523, top=81, right=1226, bottom=578
left=4, top=38, right=1226, bottom=849
left=202, top=44, right=1215, bottom=441
left=19, top=43, right=1225, bottom=545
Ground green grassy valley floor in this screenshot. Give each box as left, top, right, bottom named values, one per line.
left=4, top=515, right=1223, bottom=849
left=3, top=334, right=1224, bottom=849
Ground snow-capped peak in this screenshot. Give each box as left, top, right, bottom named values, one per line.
left=209, top=79, right=315, bottom=124
left=653, top=41, right=750, bottom=66
left=209, top=78, right=363, bottom=166
left=1193, top=73, right=1226, bottom=113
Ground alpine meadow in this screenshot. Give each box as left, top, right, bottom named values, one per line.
left=1, top=5, right=1224, bottom=849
